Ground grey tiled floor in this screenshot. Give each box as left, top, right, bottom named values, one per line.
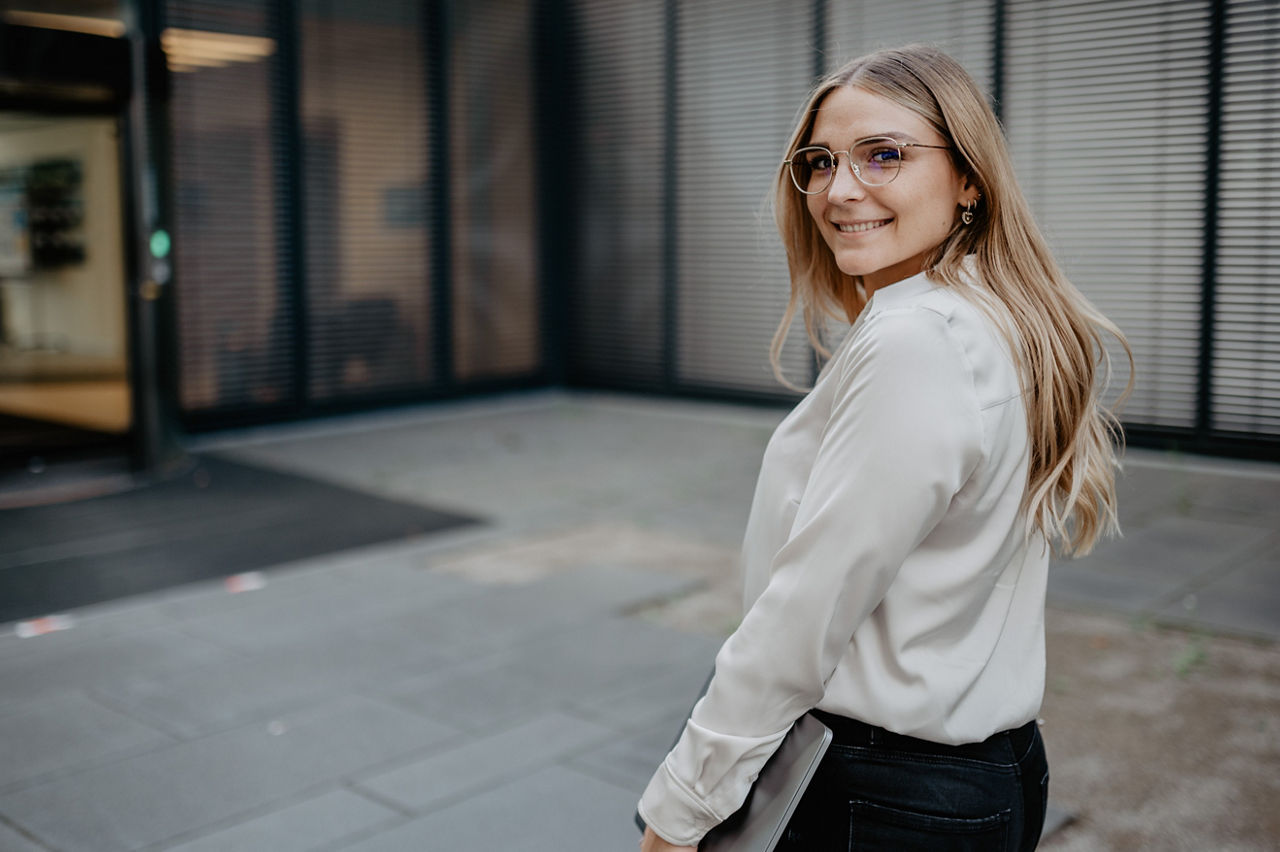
left=0, top=391, right=1276, bottom=851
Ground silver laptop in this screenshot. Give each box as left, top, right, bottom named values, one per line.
left=637, top=670, right=833, bottom=852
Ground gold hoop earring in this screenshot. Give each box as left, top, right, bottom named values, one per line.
left=961, top=200, right=977, bottom=226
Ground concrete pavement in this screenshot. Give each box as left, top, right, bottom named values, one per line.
left=0, top=391, right=1276, bottom=851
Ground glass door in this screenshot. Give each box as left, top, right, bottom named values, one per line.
left=0, top=111, right=132, bottom=473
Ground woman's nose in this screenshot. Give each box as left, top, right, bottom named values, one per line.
left=826, top=154, right=866, bottom=201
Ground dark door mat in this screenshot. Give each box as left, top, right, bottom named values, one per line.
left=0, top=412, right=126, bottom=469
left=0, top=454, right=481, bottom=624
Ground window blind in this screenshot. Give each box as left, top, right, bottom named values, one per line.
left=674, top=0, right=814, bottom=395
left=822, top=1, right=995, bottom=352
left=1213, top=0, right=1280, bottom=436
left=827, top=0, right=994, bottom=98
left=448, top=0, right=541, bottom=382
left=569, top=0, right=667, bottom=389
left=300, top=0, right=433, bottom=401
left=1004, top=0, right=1209, bottom=429
left=167, top=0, right=293, bottom=413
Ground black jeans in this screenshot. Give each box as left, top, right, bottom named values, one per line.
left=778, top=711, right=1049, bottom=851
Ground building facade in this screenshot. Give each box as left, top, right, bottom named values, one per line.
left=0, top=0, right=1275, bottom=474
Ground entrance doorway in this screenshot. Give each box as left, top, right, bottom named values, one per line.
left=0, top=111, right=132, bottom=474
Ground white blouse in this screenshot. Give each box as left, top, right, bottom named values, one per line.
left=638, top=269, right=1049, bottom=847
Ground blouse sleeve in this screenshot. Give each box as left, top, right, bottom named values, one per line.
left=637, top=305, right=985, bottom=846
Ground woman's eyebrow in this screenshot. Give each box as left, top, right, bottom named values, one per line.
left=808, top=131, right=924, bottom=147
left=856, top=131, right=920, bottom=144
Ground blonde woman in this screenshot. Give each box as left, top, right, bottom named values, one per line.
left=639, top=45, right=1129, bottom=852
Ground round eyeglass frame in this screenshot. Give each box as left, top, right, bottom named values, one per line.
left=783, top=137, right=952, bottom=194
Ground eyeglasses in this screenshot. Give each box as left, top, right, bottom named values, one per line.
left=783, top=136, right=951, bottom=193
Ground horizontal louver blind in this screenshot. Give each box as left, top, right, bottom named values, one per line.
left=1005, top=0, right=1208, bottom=429
left=570, top=0, right=667, bottom=388
left=822, top=1, right=994, bottom=351
left=1213, top=0, right=1280, bottom=435
left=827, top=0, right=994, bottom=99
left=675, top=0, right=813, bottom=394
left=449, top=0, right=541, bottom=382
left=300, top=0, right=432, bottom=401
left=168, top=0, right=293, bottom=413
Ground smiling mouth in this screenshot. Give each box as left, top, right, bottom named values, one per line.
left=834, top=219, right=891, bottom=233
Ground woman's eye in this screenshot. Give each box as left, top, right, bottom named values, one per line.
left=868, top=147, right=901, bottom=165
left=805, top=153, right=833, bottom=171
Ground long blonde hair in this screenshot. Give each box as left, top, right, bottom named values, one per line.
left=771, top=44, right=1132, bottom=557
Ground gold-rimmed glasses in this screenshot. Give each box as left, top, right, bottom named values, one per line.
left=784, top=136, right=951, bottom=193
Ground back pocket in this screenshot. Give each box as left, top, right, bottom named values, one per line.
left=850, top=799, right=1010, bottom=851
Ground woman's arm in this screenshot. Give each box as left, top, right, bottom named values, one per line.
left=639, top=306, right=984, bottom=845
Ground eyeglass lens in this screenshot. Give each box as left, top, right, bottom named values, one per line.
left=790, top=138, right=903, bottom=193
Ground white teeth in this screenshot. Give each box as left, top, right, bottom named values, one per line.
left=835, top=219, right=889, bottom=233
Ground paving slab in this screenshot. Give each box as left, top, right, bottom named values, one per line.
left=386, top=565, right=700, bottom=660
left=0, top=693, right=174, bottom=791
left=0, top=625, right=238, bottom=706
left=1047, top=561, right=1172, bottom=614
left=96, top=621, right=453, bottom=737
left=355, top=712, right=614, bottom=813
left=1154, top=547, right=1280, bottom=640
left=569, top=650, right=715, bottom=734
left=495, top=616, right=720, bottom=699
left=569, top=708, right=689, bottom=795
left=0, top=696, right=458, bottom=852
left=171, top=562, right=481, bottom=653
left=156, top=788, right=401, bottom=852
left=1080, top=515, right=1272, bottom=585
left=382, top=657, right=577, bottom=734
left=383, top=615, right=717, bottom=735
left=0, top=394, right=1276, bottom=850
left=341, top=765, right=640, bottom=852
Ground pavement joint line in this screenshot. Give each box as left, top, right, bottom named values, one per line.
left=0, top=692, right=187, bottom=796
left=308, top=814, right=416, bottom=852
left=338, top=778, right=420, bottom=820
left=350, top=724, right=619, bottom=820
left=0, top=813, right=50, bottom=852
left=129, top=780, right=378, bottom=852
left=339, top=720, right=477, bottom=779
left=82, top=682, right=195, bottom=745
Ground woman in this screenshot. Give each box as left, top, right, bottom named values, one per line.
left=639, top=45, right=1130, bottom=851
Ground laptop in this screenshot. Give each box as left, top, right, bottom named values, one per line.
left=636, top=670, right=833, bottom=852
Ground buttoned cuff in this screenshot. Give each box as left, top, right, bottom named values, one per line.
left=637, top=758, right=725, bottom=847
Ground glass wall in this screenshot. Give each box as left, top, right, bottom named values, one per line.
left=448, top=0, right=540, bottom=382
left=156, top=0, right=1280, bottom=454
left=569, top=0, right=667, bottom=389
left=300, top=0, right=433, bottom=400
left=165, top=0, right=541, bottom=424
left=167, top=0, right=291, bottom=412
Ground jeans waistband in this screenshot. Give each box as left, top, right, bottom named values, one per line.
left=810, top=709, right=1039, bottom=766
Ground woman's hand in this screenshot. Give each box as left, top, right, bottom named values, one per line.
left=640, top=825, right=696, bottom=852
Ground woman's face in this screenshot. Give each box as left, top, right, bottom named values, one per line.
left=804, top=86, right=977, bottom=296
